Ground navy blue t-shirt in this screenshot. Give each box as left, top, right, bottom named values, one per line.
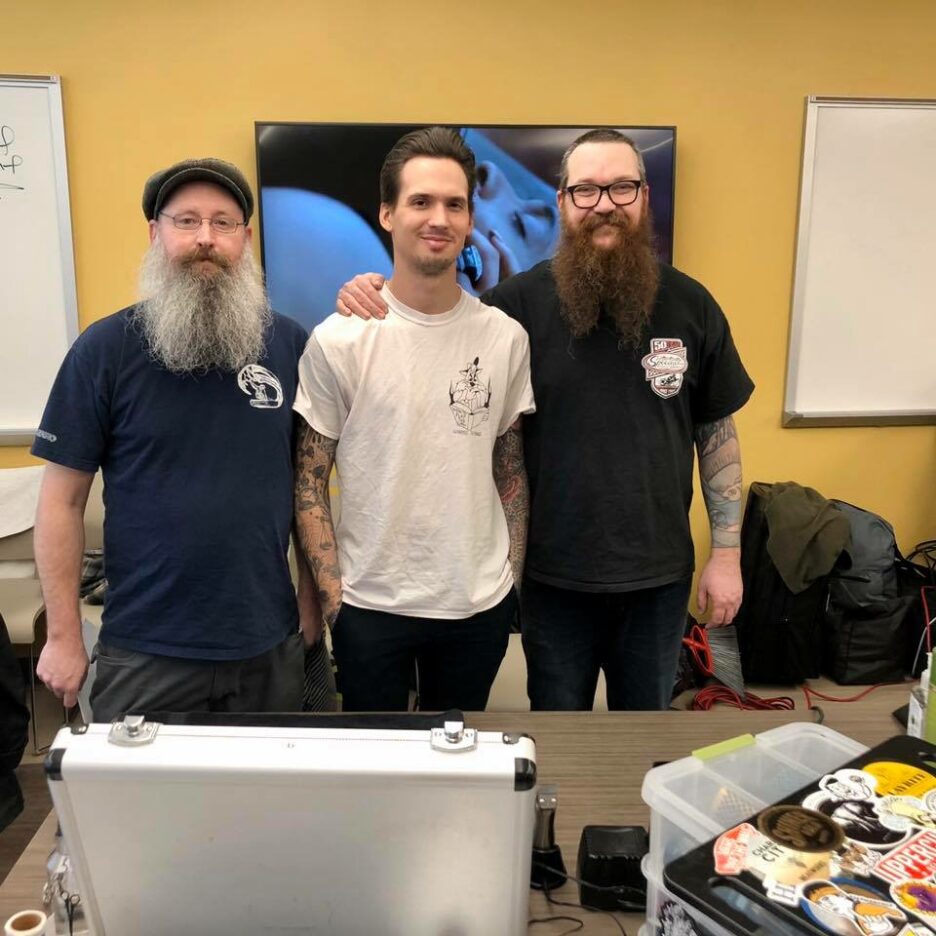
left=31, top=307, right=308, bottom=660
left=484, top=261, right=754, bottom=592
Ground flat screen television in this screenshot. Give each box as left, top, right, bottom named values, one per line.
left=255, top=123, right=676, bottom=330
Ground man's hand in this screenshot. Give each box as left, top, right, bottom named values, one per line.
left=697, top=548, right=743, bottom=628
left=336, top=274, right=388, bottom=320
left=36, top=634, right=89, bottom=709
left=467, top=229, right=521, bottom=293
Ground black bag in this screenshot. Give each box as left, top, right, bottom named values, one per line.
left=821, top=501, right=915, bottom=684
left=736, top=482, right=830, bottom=684
left=897, top=541, right=936, bottom=676
left=0, top=620, right=29, bottom=833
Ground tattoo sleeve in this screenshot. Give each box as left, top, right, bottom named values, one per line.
left=492, top=419, right=530, bottom=590
left=695, top=415, right=743, bottom=549
left=294, top=421, right=343, bottom=625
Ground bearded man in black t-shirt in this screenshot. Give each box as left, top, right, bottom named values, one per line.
left=337, top=128, right=754, bottom=711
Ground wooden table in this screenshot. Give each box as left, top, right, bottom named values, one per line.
left=0, top=687, right=911, bottom=934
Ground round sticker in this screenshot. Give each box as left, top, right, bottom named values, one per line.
left=864, top=763, right=936, bottom=799
left=758, top=805, right=844, bottom=853
left=803, top=794, right=910, bottom=851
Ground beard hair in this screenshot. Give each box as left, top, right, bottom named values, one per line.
left=412, top=254, right=455, bottom=277
left=551, top=207, right=660, bottom=347
left=136, top=240, right=272, bottom=374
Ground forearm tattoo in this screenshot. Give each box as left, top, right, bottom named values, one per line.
left=493, top=422, right=529, bottom=589
left=695, top=415, right=743, bottom=549
left=295, top=422, right=343, bottom=623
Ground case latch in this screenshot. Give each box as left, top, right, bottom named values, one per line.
left=108, top=714, right=159, bottom=746
left=430, top=720, right=477, bottom=752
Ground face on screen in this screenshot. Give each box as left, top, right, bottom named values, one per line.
left=471, top=160, right=559, bottom=276
left=379, top=156, right=472, bottom=276
left=559, top=142, right=649, bottom=249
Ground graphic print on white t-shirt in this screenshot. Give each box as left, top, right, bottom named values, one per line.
left=449, top=356, right=492, bottom=434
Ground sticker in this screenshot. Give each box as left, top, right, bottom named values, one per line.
left=865, top=764, right=936, bottom=799
left=659, top=900, right=702, bottom=935
left=833, top=841, right=882, bottom=879
left=801, top=878, right=907, bottom=935
left=876, top=797, right=936, bottom=834
left=765, top=878, right=801, bottom=907
left=714, top=822, right=758, bottom=875
left=758, top=804, right=845, bottom=853
left=804, top=793, right=911, bottom=850
left=874, top=831, right=936, bottom=886
left=820, top=770, right=880, bottom=803
left=891, top=879, right=936, bottom=920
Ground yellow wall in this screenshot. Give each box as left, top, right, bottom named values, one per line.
left=2, top=0, right=934, bottom=554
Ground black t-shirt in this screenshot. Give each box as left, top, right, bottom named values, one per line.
left=483, top=260, right=754, bottom=592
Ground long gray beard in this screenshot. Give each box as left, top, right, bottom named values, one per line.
left=136, top=242, right=272, bottom=374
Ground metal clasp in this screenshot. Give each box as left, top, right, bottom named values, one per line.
left=430, top=720, right=477, bottom=753
left=108, top=714, right=159, bottom=746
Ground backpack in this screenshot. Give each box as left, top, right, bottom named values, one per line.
left=822, top=501, right=915, bottom=685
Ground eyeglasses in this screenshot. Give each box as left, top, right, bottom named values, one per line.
left=159, top=212, right=246, bottom=234
left=563, top=180, right=643, bottom=209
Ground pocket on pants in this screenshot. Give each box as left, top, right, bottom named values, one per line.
left=93, top=642, right=143, bottom=668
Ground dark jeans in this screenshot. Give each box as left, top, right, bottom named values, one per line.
left=89, top=632, right=304, bottom=722
left=521, top=577, right=692, bottom=711
left=330, top=591, right=516, bottom=712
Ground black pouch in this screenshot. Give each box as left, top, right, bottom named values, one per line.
left=822, top=594, right=914, bottom=684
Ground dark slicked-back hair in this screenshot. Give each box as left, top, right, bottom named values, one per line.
left=379, top=126, right=477, bottom=210
left=558, top=128, right=646, bottom=189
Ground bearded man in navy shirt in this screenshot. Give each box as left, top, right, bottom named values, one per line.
left=32, top=159, right=320, bottom=720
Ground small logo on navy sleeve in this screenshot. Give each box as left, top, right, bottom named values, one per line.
left=237, top=364, right=283, bottom=409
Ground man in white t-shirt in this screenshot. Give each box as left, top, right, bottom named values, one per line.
left=293, top=127, right=535, bottom=712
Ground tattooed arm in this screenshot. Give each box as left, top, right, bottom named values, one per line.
left=492, top=418, right=529, bottom=592
left=294, top=421, right=343, bottom=627
left=694, top=414, right=743, bottom=627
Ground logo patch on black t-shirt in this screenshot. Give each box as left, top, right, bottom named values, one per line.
left=448, top=356, right=492, bottom=434
left=237, top=364, right=283, bottom=409
left=641, top=338, right=688, bottom=399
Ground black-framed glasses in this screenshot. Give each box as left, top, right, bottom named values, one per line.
left=159, top=211, right=246, bottom=234
left=563, top=180, right=643, bottom=209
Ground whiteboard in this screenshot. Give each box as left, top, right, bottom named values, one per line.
left=784, top=97, right=936, bottom=427
left=0, top=75, right=79, bottom=443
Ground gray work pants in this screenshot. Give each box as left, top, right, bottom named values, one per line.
left=89, top=632, right=304, bottom=722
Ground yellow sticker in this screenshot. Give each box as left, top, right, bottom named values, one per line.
left=864, top=762, right=936, bottom=798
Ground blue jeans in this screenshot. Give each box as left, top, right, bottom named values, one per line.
left=521, top=577, right=692, bottom=711
left=331, top=591, right=516, bottom=712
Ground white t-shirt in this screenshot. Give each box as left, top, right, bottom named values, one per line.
left=294, top=286, right=535, bottom=619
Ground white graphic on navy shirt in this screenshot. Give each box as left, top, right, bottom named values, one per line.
left=238, top=364, right=283, bottom=409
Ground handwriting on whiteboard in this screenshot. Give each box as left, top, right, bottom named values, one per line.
left=0, top=125, right=25, bottom=195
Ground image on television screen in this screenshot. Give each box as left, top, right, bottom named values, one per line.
left=256, top=123, right=676, bottom=330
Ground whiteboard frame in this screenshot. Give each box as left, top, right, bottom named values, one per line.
left=0, top=74, right=80, bottom=444
left=783, top=95, right=936, bottom=428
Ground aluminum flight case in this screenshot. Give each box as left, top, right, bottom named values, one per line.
left=44, top=713, right=537, bottom=935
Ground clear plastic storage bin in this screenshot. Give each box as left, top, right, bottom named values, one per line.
left=640, top=722, right=868, bottom=933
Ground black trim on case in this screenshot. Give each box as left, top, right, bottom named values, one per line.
left=45, top=748, right=66, bottom=781
left=514, top=757, right=536, bottom=791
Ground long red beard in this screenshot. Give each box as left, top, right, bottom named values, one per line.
left=551, top=208, right=660, bottom=347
